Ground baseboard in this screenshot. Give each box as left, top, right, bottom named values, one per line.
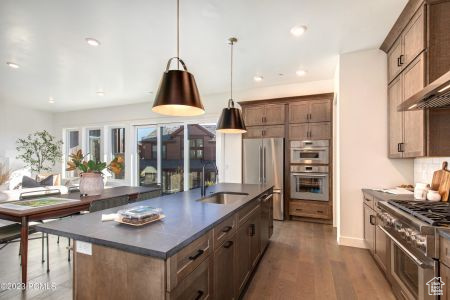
left=338, top=236, right=367, bottom=249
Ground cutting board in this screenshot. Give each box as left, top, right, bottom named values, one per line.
left=432, top=161, right=448, bottom=190
left=439, top=169, right=450, bottom=202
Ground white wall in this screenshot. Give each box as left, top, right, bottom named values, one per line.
left=337, top=48, right=414, bottom=248
left=52, top=79, right=334, bottom=184
left=0, top=100, right=55, bottom=170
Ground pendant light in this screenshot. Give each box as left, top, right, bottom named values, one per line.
left=152, top=0, right=205, bottom=116
left=217, top=37, right=247, bottom=134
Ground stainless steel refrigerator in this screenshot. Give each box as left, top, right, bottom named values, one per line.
left=243, top=138, right=284, bottom=220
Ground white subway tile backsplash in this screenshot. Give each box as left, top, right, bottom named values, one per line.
left=414, top=157, right=450, bottom=184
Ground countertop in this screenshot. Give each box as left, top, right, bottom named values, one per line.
left=362, top=188, right=415, bottom=202
left=36, top=183, right=273, bottom=259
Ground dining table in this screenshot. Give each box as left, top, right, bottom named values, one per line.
left=0, top=186, right=160, bottom=285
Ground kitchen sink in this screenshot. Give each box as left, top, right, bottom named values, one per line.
left=198, top=192, right=249, bottom=205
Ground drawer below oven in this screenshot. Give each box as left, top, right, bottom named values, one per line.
left=289, top=201, right=330, bottom=219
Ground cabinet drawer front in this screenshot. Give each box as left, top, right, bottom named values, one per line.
left=167, top=231, right=212, bottom=291
left=167, top=257, right=212, bottom=300
left=213, top=214, right=237, bottom=250
left=440, top=236, right=450, bottom=268
left=289, top=201, right=330, bottom=219
left=237, top=199, right=261, bottom=226
left=363, top=193, right=374, bottom=209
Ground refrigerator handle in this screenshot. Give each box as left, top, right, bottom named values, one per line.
left=259, top=145, right=263, bottom=183
left=263, top=146, right=266, bottom=183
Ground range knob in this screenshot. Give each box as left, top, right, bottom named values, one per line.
left=414, top=236, right=427, bottom=250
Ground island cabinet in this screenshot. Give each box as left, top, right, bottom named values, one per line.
left=71, top=187, right=273, bottom=300
left=440, top=234, right=450, bottom=300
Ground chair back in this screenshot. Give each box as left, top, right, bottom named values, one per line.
left=19, top=189, right=61, bottom=200
left=89, top=195, right=129, bottom=213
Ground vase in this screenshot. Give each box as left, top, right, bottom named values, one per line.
left=79, top=172, right=104, bottom=196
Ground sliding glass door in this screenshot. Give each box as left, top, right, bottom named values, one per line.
left=160, top=124, right=184, bottom=194
left=137, top=126, right=158, bottom=188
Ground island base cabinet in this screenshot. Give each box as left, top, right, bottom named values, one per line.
left=167, top=257, right=213, bottom=300
left=213, top=235, right=236, bottom=300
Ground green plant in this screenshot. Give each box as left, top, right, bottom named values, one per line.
left=16, top=130, right=63, bottom=174
left=66, top=149, right=123, bottom=175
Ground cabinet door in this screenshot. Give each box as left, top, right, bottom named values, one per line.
left=374, top=222, right=389, bottom=274
left=243, top=106, right=265, bottom=126
left=260, top=195, right=270, bottom=251
left=441, top=263, right=450, bottom=300
left=309, top=122, right=331, bottom=140
left=403, top=54, right=425, bottom=158
left=264, top=104, right=285, bottom=125
left=363, top=204, right=375, bottom=253
left=235, top=223, right=251, bottom=296
left=402, top=5, right=425, bottom=67
left=289, top=124, right=309, bottom=140
left=388, top=38, right=403, bottom=83
left=309, top=100, right=331, bottom=122
left=289, top=102, right=309, bottom=123
left=214, top=236, right=235, bottom=300
left=249, top=208, right=261, bottom=269
left=243, top=126, right=264, bottom=139
left=263, top=125, right=285, bottom=138
left=388, top=76, right=404, bottom=158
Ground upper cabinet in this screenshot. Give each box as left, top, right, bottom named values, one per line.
left=289, top=99, right=331, bottom=124
left=243, top=103, right=285, bottom=126
left=382, top=0, right=450, bottom=158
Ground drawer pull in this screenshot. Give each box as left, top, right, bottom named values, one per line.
left=247, top=224, right=256, bottom=236
left=223, top=241, right=234, bottom=249
left=195, top=290, right=204, bottom=300
left=364, top=197, right=371, bottom=202
left=222, top=226, right=232, bottom=233
left=295, top=208, right=303, bottom=211
left=317, top=210, right=324, bottom=213
left=188, top=249, right=204, bottom=261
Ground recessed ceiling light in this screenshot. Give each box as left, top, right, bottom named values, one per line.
left=6, top=62, right=19, bottom=69
left=48, top=97, right=55, bottom=104
left=296, top=70, right=307, bottom=76
left=290, top=25, right=307, bottom=37
left=253, top=75, right=263, bottom=82
left=96, top=91, right=105, bottom=96
left=85, top=38, right=101, bottom=47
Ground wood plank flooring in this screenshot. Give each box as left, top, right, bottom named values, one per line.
left=0, top=221, right=394, bottom=299
left=244, top=221, right=396, bottom=300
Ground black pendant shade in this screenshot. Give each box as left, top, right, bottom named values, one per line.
left=217, top=102, right=247, bottom=134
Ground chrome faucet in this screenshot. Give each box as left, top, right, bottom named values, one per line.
left=200, top=161, right=218, bottom=197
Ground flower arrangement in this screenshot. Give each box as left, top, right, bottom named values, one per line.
left=66, top=150, right=124, bottom=175
left=0, top=162, right=10, bottom=185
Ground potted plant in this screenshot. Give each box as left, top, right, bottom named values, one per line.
left=66, top=150, right=124, bottom=196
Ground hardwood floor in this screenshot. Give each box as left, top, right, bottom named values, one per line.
left=0, top=221, right=394, bottom=300
left=244, top=221, right=395, bottom=300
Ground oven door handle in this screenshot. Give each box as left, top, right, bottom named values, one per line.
left=291, top=173, right=327, bottom=177
left=379, top=225, right=432, bottom=268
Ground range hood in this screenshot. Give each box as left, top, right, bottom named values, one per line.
left=398, top=70, right=450, bottom=111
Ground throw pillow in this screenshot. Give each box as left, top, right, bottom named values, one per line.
left=22, top=175, right=54, bottom=188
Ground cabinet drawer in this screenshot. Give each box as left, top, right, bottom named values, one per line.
left=440, top=236, right=450, bottom=268
left=237, top=199, right=261, bottom=226
left=213, top=214, right=237, bottom=250
left=363, top=192, right=374, bottom=209
left=166, top=230, right=212, bottom=291
left=167, top=256, right=212, bottom=300
left=289, top=201, right=330, bottom=219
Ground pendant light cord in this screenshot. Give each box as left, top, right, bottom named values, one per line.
left=228, top=38, right=237, bottom=108
left=177, top=0, right=180, bottom=70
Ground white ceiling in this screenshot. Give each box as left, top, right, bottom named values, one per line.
left=0, top=0, right=407, bottom=112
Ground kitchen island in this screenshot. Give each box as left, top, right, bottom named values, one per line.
left=36, top=183, right=274, bottom=300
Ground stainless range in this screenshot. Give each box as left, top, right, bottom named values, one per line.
left=378, top=200, right=444, bottom=300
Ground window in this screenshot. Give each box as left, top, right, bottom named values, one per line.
left=160, top=124, right=184, bottom=194
left=188, top=124, right=216, bottom=189
left=87, top=129, right=102, bottom=162
left=111, top=128, right=125, bottom=180
left=66, top=130, right=80, bottom=177
left=137, top=126, right=158, bottom=187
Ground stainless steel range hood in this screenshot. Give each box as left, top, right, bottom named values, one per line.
left=398, top=70, right=450, bottom=111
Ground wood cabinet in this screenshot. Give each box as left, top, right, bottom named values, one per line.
left=289, top=100, right=331, bottom=123
left=289, top=201, right=330, bottom=219
left=243, top=103, right=285, bottom=126
left=289, top=122, right=331, bottom=140
left=387, top=5, right=425, bottom=83
left=441, top=262, right=450, bottom=300
left=214, top=236, right=235, bottom=300
left=243, top=125, right=285, bottom=139
left=374, top=222, right=389, bottom=273
left=388, top=53, right=425, bottom=158
left=260, top=194, right=273, bottom=251
left=363, top=203, right=375, bottom=253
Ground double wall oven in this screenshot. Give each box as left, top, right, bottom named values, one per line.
left=290, top=140, right=330, bottom=202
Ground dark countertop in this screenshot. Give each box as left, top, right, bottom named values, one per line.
left=36, top=183, right=273, bottom=259
left=362, top=188, right=415, bottom=202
